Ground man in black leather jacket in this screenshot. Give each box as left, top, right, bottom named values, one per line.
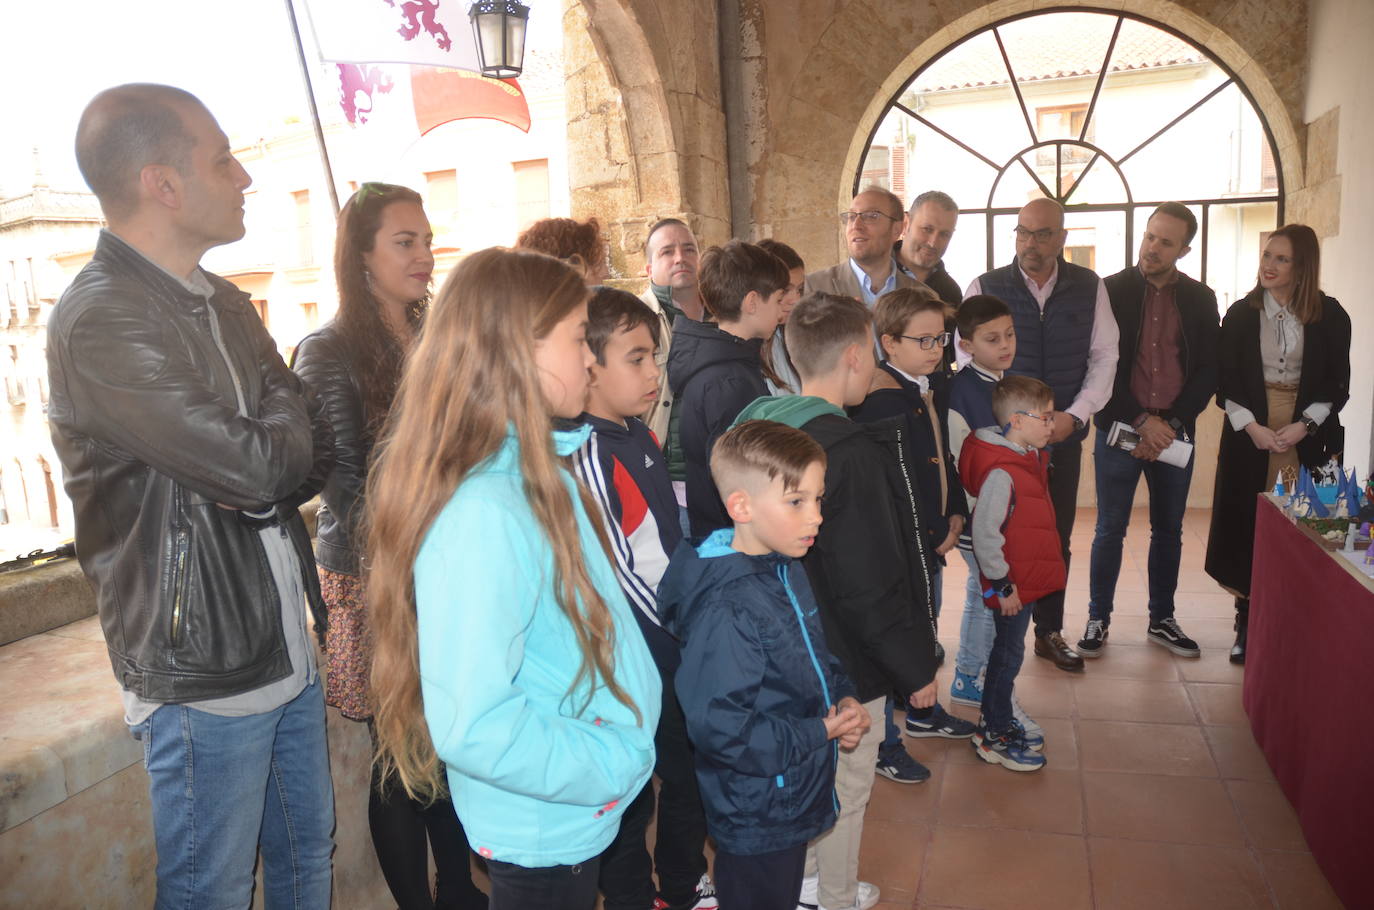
left=46, top=84, right=336, bottom=908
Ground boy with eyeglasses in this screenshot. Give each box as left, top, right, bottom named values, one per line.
left=959, top=375, right=1067, bottom=771
left=851, top=287, right=974, bottom=784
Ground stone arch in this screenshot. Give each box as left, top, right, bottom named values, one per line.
left=839, top=1, right=1303, bottom=220
left=762, top=0, right=1308, bottom=270
left=563, top=0, right=729, bottom=277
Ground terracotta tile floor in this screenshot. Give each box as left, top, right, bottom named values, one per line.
left=852, top=507, right=1344, bottom=910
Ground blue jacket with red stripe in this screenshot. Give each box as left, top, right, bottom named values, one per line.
left=572, top=413, right=683, bottom=673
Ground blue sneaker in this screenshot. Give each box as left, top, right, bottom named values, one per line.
left=904, top=703, right=977, bottom=739
left=973, top=723, right=1046, bottom=772
left=875, top=746, right=932, bottom=784
left=950, top=669, right=983, bottom=706
left=1010, top=718, right=1045, bottom=752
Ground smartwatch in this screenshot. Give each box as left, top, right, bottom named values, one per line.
left=983, top=580, right=1015, bottom=599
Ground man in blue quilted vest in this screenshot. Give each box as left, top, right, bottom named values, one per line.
left=962, top=198, right=1119, bottom=672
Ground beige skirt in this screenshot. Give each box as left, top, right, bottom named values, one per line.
left=1265, top=382, right=1300, bottom=487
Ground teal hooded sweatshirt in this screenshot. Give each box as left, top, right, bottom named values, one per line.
left=414, top=423, right=662, bottom=867
left=732, top=393, right=845, bottom=430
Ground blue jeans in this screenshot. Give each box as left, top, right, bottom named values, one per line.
left=955, top=548, right=996, bottom=677
left=984, top=600, right=1035, bottom=734
left=881, top=568, right=942, bottom=754
left=131, top=678, right=335, bottom=910
left=1088, top=427, right=1194, bottom=625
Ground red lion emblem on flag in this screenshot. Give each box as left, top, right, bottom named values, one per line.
left=383, top=0, right=452, bottom=51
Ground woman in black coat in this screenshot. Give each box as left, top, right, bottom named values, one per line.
left=293, top=183, right=488, bottom=909
left=1205, top=224, right=1351, bottom=664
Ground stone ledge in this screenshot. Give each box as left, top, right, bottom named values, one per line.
left=0, top=560, right=95, bottom=647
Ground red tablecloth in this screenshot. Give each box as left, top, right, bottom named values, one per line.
left=1244, top=494, right=1374, bottom=908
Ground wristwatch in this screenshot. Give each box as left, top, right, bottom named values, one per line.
left=1070, top=414, right=1085, bottom=432
left=1301, top=416, right=1319, bottom=436
left=983, top=579, right=1015, bottom=599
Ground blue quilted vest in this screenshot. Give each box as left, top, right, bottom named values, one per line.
left=978, top=259, right=1098, bottom=414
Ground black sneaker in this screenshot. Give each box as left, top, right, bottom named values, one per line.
left=874, top=747, right=932, bottom=783
left=1078, top=619, right=1109, bottom=658
left=1147, top=617, right=1201, bottom=657
left=904, top=702, right=977, bottom=738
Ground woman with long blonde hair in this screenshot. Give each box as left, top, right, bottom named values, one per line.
left=366, top=247, right=661, bottom=909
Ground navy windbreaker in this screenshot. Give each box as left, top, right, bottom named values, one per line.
left=658, top=529, right=854, bottom=855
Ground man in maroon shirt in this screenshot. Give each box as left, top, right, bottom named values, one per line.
left=1079, top=203, right=1220, bottom=658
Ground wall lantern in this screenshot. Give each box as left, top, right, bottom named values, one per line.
left=468, top=1, right=530, bottom=79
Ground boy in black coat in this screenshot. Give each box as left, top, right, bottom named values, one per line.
left=660, top=420, right=866, bottom=910
left=850, top=286, right=975, bottom=781
left=668, top=241, right=790, bottom=537
left=733, top=292, right=938, bottom=910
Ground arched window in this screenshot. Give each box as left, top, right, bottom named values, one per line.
left=858, top=10, right=1281, bottom=309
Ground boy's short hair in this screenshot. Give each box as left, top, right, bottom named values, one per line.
left=991, top=375, right=1054, bottom=425
left=711, top=420, right=826, bottom=500
left=786, top=292, right=872, bottom=380
left=873, top=286, right=944, bottom=339
left=698, top=240, right=790, bottom=322
left=955, top=294, right=1013, bottom=339
left=586, top=285, right=661, bottom=364
left=755, top=238, right=804, bottom=271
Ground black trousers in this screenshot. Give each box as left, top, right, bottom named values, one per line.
left=599, top=668, right=709, bottom=910
left=368, top=729, right=488, bottom=909
left=1035, top=434, right=1083, bottom=637
left=487, top=857, right=600, bottom=910
left=712, top=843, right=806, bottom=910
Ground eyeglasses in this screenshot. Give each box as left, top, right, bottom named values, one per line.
left=899, top=332, right=952, bottom=349
left=840, top=210, right=899, bottom=226
left=1014, top=410, right=1055, bottom=426
left=1013, top=226, right=1058, bottom=244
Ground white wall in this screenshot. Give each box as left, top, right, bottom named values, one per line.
left=1306, top=0, right=1374, bottom=475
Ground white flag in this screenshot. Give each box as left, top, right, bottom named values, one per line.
left=299, top=0, right=482, bottom=71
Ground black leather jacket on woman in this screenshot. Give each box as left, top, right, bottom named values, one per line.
left=46, top=230, right=334, bottom=702
left=291, top=323, right=369, bottom=576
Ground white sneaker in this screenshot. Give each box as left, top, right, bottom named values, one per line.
left=797, top=874, right=818, bottom=908
left=816, top=880, right=881, bottom=910
left=691, top=873, right=719, bottom=909
left=1011, top=694, right=1043, bottom=738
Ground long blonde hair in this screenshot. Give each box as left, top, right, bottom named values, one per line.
left=365, top=246, right=639, bottom=802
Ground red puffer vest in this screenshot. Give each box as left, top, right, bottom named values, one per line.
left=958, top=433, right=1067, bottom=606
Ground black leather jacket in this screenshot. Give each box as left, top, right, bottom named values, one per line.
left=46, top=231, right=334, bottom=702
left=291, top=323, right=368, bottom=575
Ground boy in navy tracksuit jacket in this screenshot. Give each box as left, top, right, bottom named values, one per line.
left=659, top=420, right=867, bottom=910
left=848, top=287, right=974, bottom=780
left=570, top=287, right=715, bottom=910
left=667, top=241, right=790, bottom=537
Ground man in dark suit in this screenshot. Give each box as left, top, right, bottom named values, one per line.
left=1078, top=202, right=1219, bottom=661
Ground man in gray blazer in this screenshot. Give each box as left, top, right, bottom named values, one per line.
left=805, top=185, right=931, bottom=308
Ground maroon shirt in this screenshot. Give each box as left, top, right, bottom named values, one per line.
left=1130, top=269, right=1185, bottom=415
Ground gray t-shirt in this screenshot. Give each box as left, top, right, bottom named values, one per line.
left=121, top=249, right=315, bottom=724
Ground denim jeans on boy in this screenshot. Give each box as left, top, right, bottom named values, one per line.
left=131, top=677, right=334, bottom=910
left=955, top=548, right=996, bottom=677
left=1087, top=427, right=1194, bottom=626
left=881, top=568, right=942, bottom=755
left=983, top=599, right=1035, bottom=733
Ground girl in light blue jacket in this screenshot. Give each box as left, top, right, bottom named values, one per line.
left=365, top=247, right=661, bottom=909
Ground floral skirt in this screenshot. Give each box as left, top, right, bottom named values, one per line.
left=320, top=568, right=373, bottom=721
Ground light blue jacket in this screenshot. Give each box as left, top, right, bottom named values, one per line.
left=415, top=424, right=662, bottom=867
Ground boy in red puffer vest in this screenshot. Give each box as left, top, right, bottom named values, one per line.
left=959, top=375, right=1067, bottom=771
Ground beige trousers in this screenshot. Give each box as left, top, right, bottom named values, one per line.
left=804, top=695, right=886, bottom=909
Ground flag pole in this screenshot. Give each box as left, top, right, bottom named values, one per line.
left=283, top=0, right=342, bottom=216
